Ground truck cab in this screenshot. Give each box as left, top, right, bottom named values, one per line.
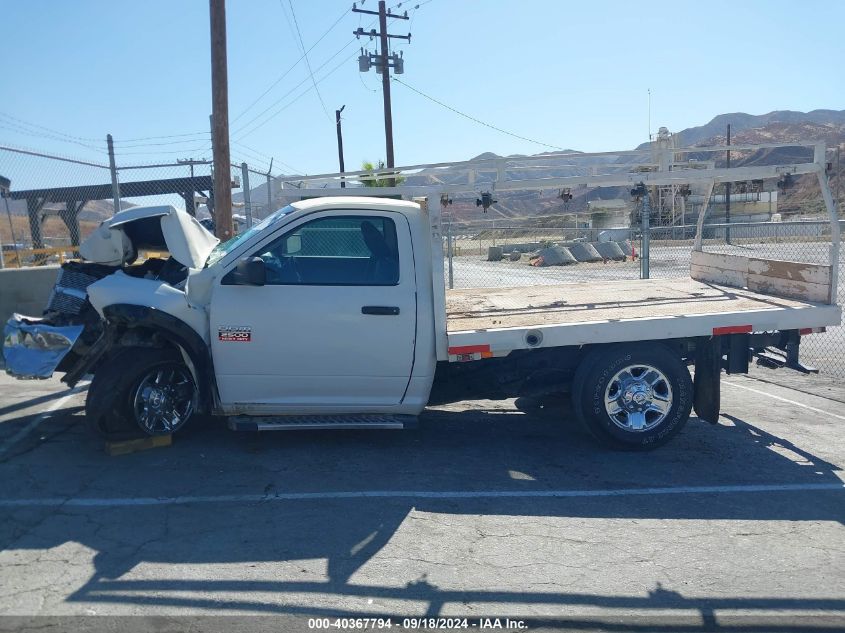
left=202, top=197, right=436, bottom=416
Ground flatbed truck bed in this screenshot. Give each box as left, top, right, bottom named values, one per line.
left=445, top=278, right=840, bottom=353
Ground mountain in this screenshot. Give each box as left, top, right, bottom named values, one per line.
left=686, top=119, right=845, bottom=215
left=637, top=110, right=845, bottom=149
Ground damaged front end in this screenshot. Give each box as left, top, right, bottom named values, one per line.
left=2, top=204, right=218, bottom=381
left=3, top=315, right=84, bottom=380
left=3, top=261, right=113, bottom=380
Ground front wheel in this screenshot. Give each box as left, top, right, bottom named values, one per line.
left=571, top=343, right=693, bottom=450
left=86, top=347, right=199, bottom=440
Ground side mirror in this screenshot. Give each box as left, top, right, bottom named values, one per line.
left=223, top=256, right=266, bottom=286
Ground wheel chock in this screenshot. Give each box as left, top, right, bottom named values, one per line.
left=105, top=434, right=172, bottom=456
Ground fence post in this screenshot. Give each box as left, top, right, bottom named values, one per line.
left=106, top=134, right=121, bottom=214
left=241, top=163, right=252, bottom=229
left=640, top=192, right=651, bottom=279
left=447, top=219, right=454, bottom=289
left=0, top=175, right=7, bottom=269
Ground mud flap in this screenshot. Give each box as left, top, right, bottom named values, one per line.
left=694, top=336, right=721, bottom=424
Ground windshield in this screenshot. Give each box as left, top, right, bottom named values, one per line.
left=205, top=204, right=297, bottom=267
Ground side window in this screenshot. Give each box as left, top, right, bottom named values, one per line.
left=256, top=215, right=400, bottom=286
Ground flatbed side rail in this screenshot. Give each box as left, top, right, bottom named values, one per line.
left=690, top=251, right=833, bottom=304
left=692, top=144, right=840, bottom=306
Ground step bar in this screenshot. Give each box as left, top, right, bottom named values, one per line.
left=228, top=414, right=418, bottom=432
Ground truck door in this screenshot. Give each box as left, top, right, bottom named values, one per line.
left=210, top=211, right=417, bottom=411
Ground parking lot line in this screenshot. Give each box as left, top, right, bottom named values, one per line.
left=0, top=383, right=88, bottom=459
left=724, top=380, right=845, bottom=422
left=0, top=482, right=842, bottom=508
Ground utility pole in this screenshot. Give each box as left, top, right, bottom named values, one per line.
left=336, top=105, right=346, bottom=187
left=209, top=0, right=233, bottom=240
left=725, top=124, right=731, bottom=244
left=353, top=1, right=410, bottom=184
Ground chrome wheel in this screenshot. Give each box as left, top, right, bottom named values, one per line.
left=132, top=364, right=197, bottom=435
left=603, top=364, right=673, bottom=432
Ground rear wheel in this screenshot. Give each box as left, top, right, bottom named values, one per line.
left=571, top=344, right=693, bottom=450
left=86, top=347, right=198, bottom=440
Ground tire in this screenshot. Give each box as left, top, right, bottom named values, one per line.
left=85, top=347, right=198, bottom=440
left=571, top=343, right=693, bottom=450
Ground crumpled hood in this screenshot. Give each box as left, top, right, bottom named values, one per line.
left=80, top=205, right=219, bottom=268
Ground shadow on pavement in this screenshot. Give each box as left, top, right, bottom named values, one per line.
left=1, top=400, right=843, bottom=620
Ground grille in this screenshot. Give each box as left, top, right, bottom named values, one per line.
left=46, top=268, right=100, bottom=315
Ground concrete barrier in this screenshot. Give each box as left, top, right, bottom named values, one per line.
left=0, top=266, right=59, bottom=327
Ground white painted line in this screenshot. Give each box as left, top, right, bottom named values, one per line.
left=0, top=482, right=841, bottom=508
left=0, top=383, right=88, bottom=459
left=724, top=380, right=845, bottom=422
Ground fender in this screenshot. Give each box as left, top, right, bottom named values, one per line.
left=63, top=304, right=219, bottom=413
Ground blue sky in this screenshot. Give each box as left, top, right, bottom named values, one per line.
left=1, top=0, right=843, bottom=176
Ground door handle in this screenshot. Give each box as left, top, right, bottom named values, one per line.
left=362, top=306, right=400, bottom=315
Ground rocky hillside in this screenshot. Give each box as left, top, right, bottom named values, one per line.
left=687, top=120, right=845, bottom=216
left=666, top=110, right=845, bottom=148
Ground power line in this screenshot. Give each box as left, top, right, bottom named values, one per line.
left=233, top=42, right=360, bottom=138
left=112, top=131, right=209, bottom=142
left=287, top=0, right=332, bottom=121
left=277, top=0, right=299, bottom=41
left=231, top=7, right=349, bottom=124
left=0, top=143, right=111, bottom=168
left=111, top=144, right=213, bottom=156
left=232, top=141, right=281, bottom=172
left=0, top=110, right=213, bottom=149
left=235, top=48, right=360, bottom=142
left=111, top=135, right=212, bottom=149
left=391, top=77, right=565, bottom=151
left=0, top=121, right=107, bottom=154
left=0, top=111, right=102, bottom=142
left=232, top=141, right=303, bottom=175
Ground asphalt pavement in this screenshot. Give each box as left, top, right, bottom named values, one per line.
left=0, top=367, right=843, bottom=631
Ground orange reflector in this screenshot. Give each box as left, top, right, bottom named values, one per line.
left=799, top=327, right=825, bottom=335
left=448, top=344, right=491, bottom=355
left=713, top=325, right=752, bottom=335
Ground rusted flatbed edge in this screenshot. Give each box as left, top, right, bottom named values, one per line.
left=445, top=278, right=841, bottom=353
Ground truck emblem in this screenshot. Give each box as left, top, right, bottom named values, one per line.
left=218, top=326, right=252, bottom=342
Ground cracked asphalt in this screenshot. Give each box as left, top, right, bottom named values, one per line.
left=0, top=367, right=844, bottom=630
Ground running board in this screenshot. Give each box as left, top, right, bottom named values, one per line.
left=227, top=414, right=418, bottom=432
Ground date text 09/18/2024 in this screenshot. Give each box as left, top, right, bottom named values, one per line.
left=307, top=617, right=527, bottom=630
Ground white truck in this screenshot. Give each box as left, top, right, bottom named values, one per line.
left=3, top=142, right=841, bottom=449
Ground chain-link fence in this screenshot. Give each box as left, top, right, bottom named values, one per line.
left=0, top=145, right=281, bottom=266
left=442, top=217, right=844, bottom=377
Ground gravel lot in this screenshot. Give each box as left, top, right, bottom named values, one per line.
left=0, top=367, right=843, bottom=631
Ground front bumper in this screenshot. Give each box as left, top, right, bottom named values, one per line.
left=3, top=314, right=84, bottom=379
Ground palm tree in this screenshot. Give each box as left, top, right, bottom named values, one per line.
left=360, top=160, right=404, bottom=187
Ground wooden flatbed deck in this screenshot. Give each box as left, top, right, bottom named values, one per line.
left=446, top=278, right=840, bottom=340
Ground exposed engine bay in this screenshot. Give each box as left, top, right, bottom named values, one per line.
left=4, top=205, right=218, bottom=379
